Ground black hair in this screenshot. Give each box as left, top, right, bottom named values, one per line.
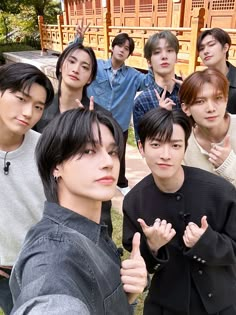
left=197, top=28, right=231, bottom=60
left=112, top=33, right=135, bottom=56
left=36, top=108, right=124, bottom=202
left=56, top=43, right=97, bottom=97
left=138, top=108, right=192, bottom=150
left=0, top=63, right=54, bottom=108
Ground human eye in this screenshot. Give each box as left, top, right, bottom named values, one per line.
left=82, top=65, right=90, bottom=71
left=168, top=48, right=174, bottom=53
left=35, top=104, right=44, bottom=111
left=172, top=143, right=182, bottom=149
left=109, top=148, right=119, bottom=156
left=216, top=94, right=223, bottom=101
left=84, top=148, right=96, bottom=155
left=68, top=57, right=75, bottom=64
left=15, top=93, right=25, bottom=102
left=153, top=50, right=160, bottom=55
left=194, top=99, right=204, bottom=105
left=150, top=141, right=160, bottom=148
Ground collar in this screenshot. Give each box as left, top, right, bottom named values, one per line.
left=226, top=61, right=236, bottom=87
left=153, top=74, right=181, bottom=94
left=43, top=201, right=107, bottom=244
left=103, top=58, right=126, bottom=76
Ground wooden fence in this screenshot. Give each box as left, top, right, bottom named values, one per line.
left=38, top=8, right=236, bottom=75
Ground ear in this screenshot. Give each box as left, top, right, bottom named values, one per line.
left=181, top=102, right=191, bottom=117
left=53, top=165, right=62, bottom=178
left=147, top=59, right=152, bottom=68
left=223, top=43, right=230, bottom=55
left=138, top=140, right=145, bottom=157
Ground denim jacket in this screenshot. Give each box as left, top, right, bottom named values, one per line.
left=87, top=59, right=152, bottom=131
left=10, top=202, right=133, bottom=315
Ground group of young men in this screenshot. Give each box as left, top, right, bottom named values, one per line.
left=0, top=23, right=236, bottom=315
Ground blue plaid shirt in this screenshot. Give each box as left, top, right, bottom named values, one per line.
left=133, top=78, right=181, bottom=141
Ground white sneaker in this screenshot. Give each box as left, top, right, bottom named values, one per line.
left=117, top=186, right=131, bottom=196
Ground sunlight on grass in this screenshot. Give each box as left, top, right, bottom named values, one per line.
left=111, top=208, right=146, bottom=315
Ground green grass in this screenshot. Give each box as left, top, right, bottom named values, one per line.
left=0, top=310, right=3, bottom=315
left=127, top=125, right=137, bottom=147
left=111, top=208, right=145, bottom=315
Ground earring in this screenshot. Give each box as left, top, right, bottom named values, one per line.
left=54, top=176, right=58, bottom=183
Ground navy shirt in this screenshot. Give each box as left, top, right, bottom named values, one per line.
left=10, top=202, right=133, bottom=315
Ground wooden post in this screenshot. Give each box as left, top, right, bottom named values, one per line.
left=38, top=15, right=47, bottom=55
left=57, top=14, right=64, bottom=52
left=188, top=7, right=205, bottom=74
left=102, top=0, right=111, bottom=59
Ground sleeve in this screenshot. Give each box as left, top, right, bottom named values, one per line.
left=11, top=238, right=95, bottom=314
left=215, top=149, right=236, bottom=187
left=184, top=186, right=236, bottom=266
left=135, top=69, right=154, bottom=92
left=12, top=295, right=90, bottom=315
left=122, top=196, right=169, bottom=274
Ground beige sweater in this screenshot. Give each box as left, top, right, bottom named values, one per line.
left=184, top=114, right=236, bottom=187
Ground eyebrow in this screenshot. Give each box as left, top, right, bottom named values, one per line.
left=68, top=55, right=91, bottom=66
left=199, top=39, right=216, bottom=47
left=151, top=138, right=184, bottom=143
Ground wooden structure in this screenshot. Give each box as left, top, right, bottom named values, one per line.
left=38, top=0, right=236, bottom=75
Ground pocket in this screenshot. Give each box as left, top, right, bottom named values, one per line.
left=92, top=77, right=110, bottom=97
left=104, top=283, right=132, bottom=315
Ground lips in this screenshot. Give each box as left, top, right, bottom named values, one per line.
left=69, top=75, right=79, bottom=80
left=204, top=56, right=212, bottom=61
left=160, top=63, right=169, bottom=67
left=205, top=116, right=218, bottom=121
left=96, top=176, right=115, bottom=184
left=16, top=119, right=29, bottom=126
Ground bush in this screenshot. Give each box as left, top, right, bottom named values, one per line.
left=0, top=42, right=38, bottom=64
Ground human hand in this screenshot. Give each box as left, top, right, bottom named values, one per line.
left=208, top=135, right=232, bottom=168
left=183, top=216, right=208, bottom=248
left=75, top=96, right=94, bottom=110
left=154, top=87, right=176, bottom=111
left=121, top=233, right=147, bottom=303
left=172, top=70, right=186, bottom=86
left=138, top=218, right=176, bottom=253
left=76, top=18, right=91, bottom=38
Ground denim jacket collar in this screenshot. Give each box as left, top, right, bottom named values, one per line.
left=103, top=58, right=127, bottom=76
left=43, top=201, right=106, bottom=244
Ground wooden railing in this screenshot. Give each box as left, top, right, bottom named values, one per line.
left=38, top=8, right=236, bottom=75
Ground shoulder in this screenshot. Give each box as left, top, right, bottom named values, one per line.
left=184, top=165, right=235, bottom=192
left=124, top=174, right=154, bottom=202
left=25, top=129, right=41, bottom=145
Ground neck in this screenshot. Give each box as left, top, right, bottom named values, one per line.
left=0, top=126, right=24, bottom=152
left=194, top=115, right=230, bottom=146
left=153, top=166, right=184, bottom=193
left=111, top=56, right=124, bottom=70
left=209, top=60, right=229, bottom=76
left=59, top=83, right=84, bottom=113
left=58, top=193, right=102, bottom=223
left=154, top=71, right=175, bottom=93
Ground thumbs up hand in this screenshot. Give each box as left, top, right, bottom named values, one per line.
left=209, top=135, right=232, bottom=168
left=121, top=232, right=147, bottom=304
left=183, top=216, right=208, bottom=248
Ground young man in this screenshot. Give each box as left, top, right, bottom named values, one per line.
left=34, top=43, right=115, bottom=237
left=10, top=108, right=147, bottom=314
left=197, top=27, right=236, bottom=114
left=0, top=63, right=54, bottom=315
left=74, top=26, right=152, bottom=195
left=133, top=31, right=181, bottom=141
left=122, top=108, right=236, bottom=315
left=180, top=68, right=236, bottom=187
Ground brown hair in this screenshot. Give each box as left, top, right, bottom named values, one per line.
left=179, top=68, right=229, bottom=107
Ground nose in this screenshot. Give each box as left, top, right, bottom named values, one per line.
left=161, top=50, right=167, bottom=59
left=100, top=151, right=114, bottom=169
left=22, top=104, right=33, bottom=118
left=206, top=100, right=216, bottom=112
left=160, top=145, right=171, bottom=160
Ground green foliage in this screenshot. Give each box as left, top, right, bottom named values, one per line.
left=128, top=125, right=137, bottom=147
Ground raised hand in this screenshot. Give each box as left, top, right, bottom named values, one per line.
left=138, top=218, right=176, bottom=254
left=75, top=96, right=94, bottom=110
left=121, top=232, right=147, bottom=303
left=76, top=18, right=91, bottom=39
left=183, top=216, right=208, bottom=248
left=208, top=135, right=232, bottom=168
left=154, top=87, right=176, bottom=111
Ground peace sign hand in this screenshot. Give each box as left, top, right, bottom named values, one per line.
left=76, top=18, right=91, bottom=39
left=154, top=87, right=176, bottom=111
